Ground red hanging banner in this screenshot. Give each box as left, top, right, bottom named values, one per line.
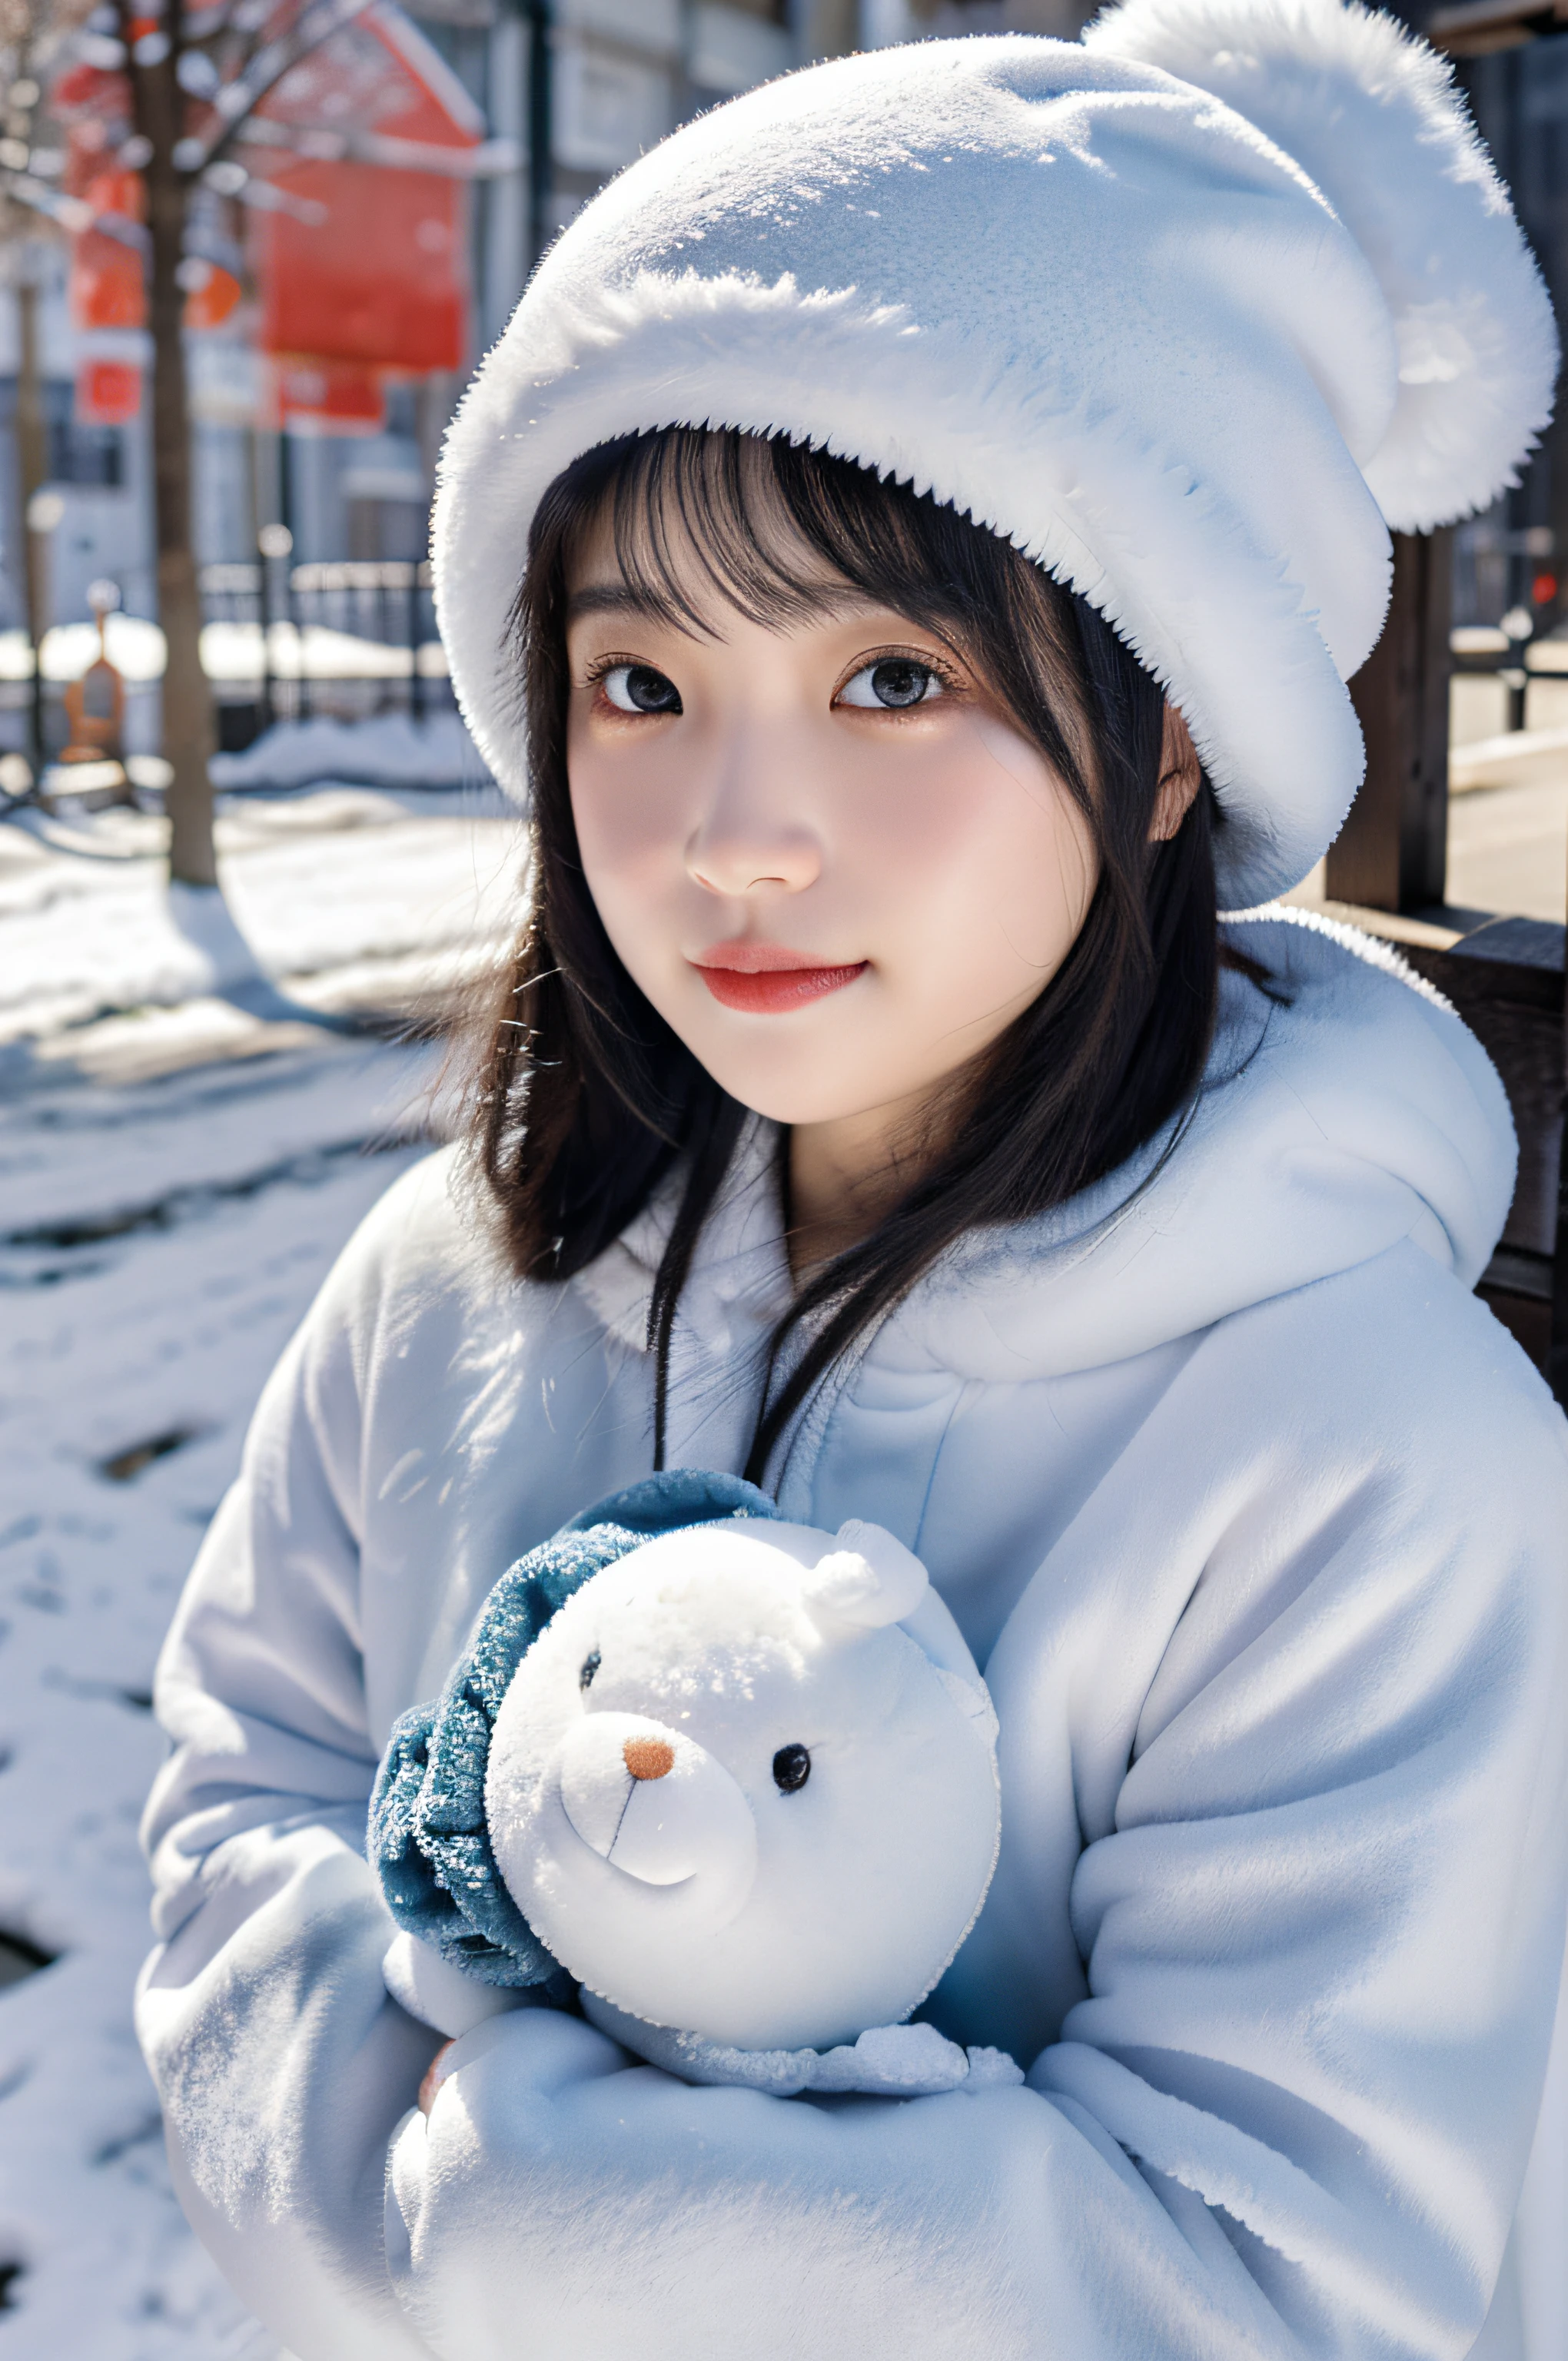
left=248, top=8, right=479, bottom=374
left=75, top=357, right=142, bottom=423
left=254, top=162, right=467, bottom=374
left=269, top=354, right=387, bottom=430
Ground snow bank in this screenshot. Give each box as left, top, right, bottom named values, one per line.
left=0, top=619, right=170, bottom=685
left=199, top=623, right=450, bottom=683
left=209, top=712, right=496, bottom=794
left=0, top=623, right=451, bottom=689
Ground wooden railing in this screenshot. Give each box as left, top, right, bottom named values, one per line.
left=1323, top=530, right=1567, bottom=1403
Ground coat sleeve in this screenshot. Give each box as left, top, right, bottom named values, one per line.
left=384, top=1273, right=1568, bottom=2361
left=135, top=1176, right=441, bottom=2361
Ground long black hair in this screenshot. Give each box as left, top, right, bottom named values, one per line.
left=473, top=428, right=1224, bottom=1486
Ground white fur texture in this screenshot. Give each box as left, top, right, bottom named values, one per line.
left=433, top=12, right=1552, bottom=905
left=483, top=1518, right=1002, bottom=2052
left=579, top=1989, right=1024, bottom=2097
left=1085, top=0, right=1557, bottom=534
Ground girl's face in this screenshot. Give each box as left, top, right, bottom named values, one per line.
left=565, top=510, right=1099, bottom=1137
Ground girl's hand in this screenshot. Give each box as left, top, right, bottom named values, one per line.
left=387, top=2005, right=1067, bottom=2359
left=417, top=2041, right=456, bottom=2116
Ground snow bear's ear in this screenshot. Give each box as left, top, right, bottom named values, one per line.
left=802, top=1521, right=929, bottom=1629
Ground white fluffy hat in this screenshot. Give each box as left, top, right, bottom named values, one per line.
left=434, top=2, right=1555, bottom=905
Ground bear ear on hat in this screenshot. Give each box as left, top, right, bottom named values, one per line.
left=802, top=1520, right=929, bottom=1629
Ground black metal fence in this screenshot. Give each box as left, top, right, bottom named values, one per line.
left=0, top=557, right=454, bottom=770
left=200, top=558, right=451, bottom=749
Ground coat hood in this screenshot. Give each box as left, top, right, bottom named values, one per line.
left=579, top=911, right=1516, bottom=1391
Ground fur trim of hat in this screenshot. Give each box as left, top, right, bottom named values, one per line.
left=433, top=5, right=1554, bottom=905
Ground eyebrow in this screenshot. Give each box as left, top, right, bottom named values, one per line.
left=563, top=579, right=905, bottom=633
left=566, top=583, right=661, bottom=622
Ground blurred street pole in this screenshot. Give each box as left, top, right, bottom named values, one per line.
left=483, top=0, right=527, bottom=341
left=526, top=0, right=550, bottom=270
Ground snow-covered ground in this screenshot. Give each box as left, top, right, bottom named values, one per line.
left=2, top=779, right=523, bottom=1045
left=0, top=780, right=527, bottom=2354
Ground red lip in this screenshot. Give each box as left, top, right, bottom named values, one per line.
left=690, top=941, right=868, bottom=1014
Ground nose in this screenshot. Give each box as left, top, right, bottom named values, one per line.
left=685, top=741, right=822, bottom=900
left=687, top=829, right=821, bottom=898
left=557, top=1712, right=757, bottom=1902
left=624, top=1736, right=674, bottom=1782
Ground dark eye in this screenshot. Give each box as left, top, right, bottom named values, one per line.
left=602, top=662, right=682, bottom=715
left=837, top=657, right=945, bottom=711
left=580, top=1650, right=600, bottom=1691
left=772, top=1743, right=810, bottom=1793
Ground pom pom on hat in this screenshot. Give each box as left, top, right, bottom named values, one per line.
left=1083, top=0, right=1556, bottom=536
left=434, top=7, right=1554, bottom=904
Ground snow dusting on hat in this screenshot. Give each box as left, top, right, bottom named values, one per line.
left=433, top=4, right=1554, bottom=905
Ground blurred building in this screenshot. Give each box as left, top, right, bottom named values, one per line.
left=0, top=271, right=154, bottom=632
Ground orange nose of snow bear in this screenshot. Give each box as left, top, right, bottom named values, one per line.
left=554, top=1712, right=759, bottom=1908
left=623, top=1735, right=675, bottom=1782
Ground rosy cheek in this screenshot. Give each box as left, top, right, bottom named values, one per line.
left=839, top=725, right=1092, bottom=981
left=826, top=731, right=1001, bottom=876
left=569, top=765, right=699, bottom=1008
left=571, top=759, right=682, bottom=886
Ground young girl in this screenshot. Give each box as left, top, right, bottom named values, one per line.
left=138, top=9, right=1568, bottom=2359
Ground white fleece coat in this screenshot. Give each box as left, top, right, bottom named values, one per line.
left=137, top=912, right=1568, bottom=2361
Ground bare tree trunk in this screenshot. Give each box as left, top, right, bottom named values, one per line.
left=129, top=5, right=218, bottom=886
left=15, top=271, right=48, bottom=771
left=151, top=237, right=215, bottom=885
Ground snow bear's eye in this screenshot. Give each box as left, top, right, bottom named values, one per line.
left=580, top=1650, right=600, bottom=1691
left=772, top=1743, right=811, bottom=1793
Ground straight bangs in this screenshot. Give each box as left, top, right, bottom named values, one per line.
left=523, top=427, right=1105, bottom=821
left=480, top=428, right=1225, bottom=1487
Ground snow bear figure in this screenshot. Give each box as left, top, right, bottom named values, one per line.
left=371, top=1473, right=1007, bottom=2090
left=487, top=1514, right=999, bottom=2052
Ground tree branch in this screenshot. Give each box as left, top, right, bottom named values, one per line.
left=181, top=0, right=375, bottom=176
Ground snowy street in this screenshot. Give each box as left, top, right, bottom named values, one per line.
left=0, top=776, right=524, bottom=2355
